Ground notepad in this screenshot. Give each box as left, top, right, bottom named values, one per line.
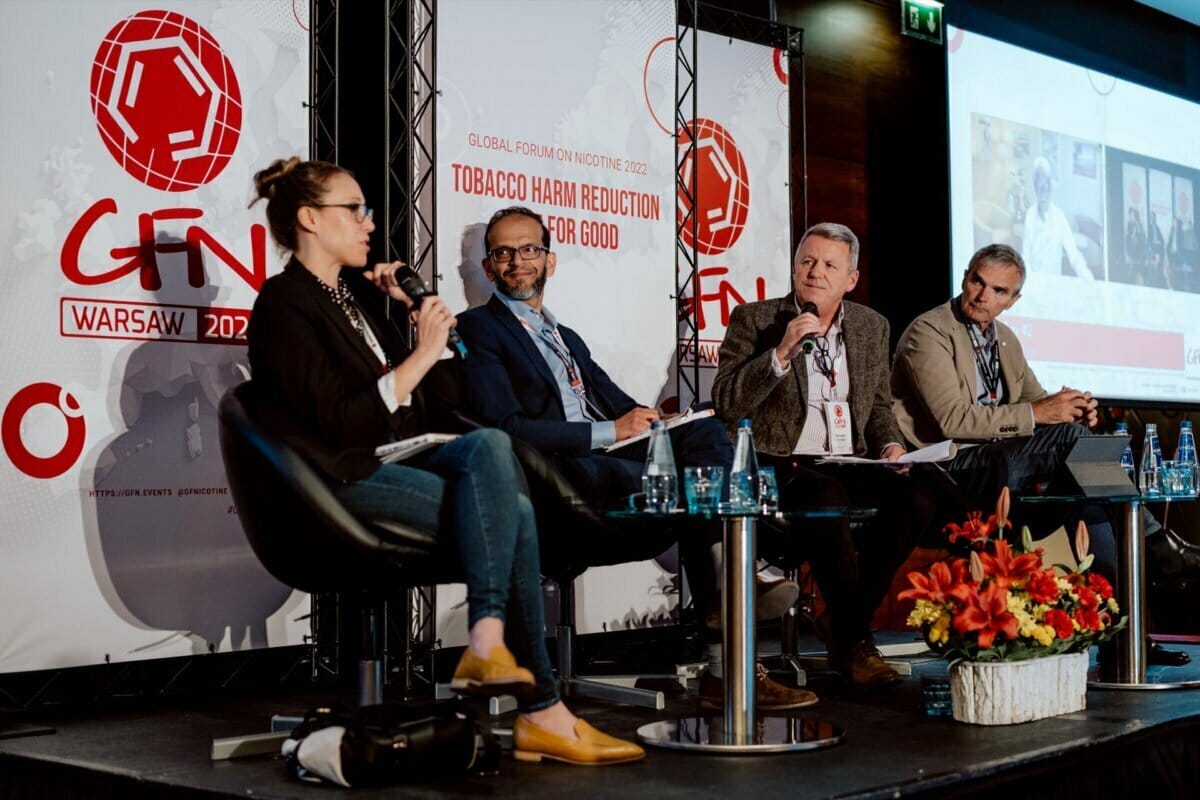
left=374, top=433, right=459, bottom=463
left=600, top=408, right=716, bottom=452
left=817, top=439, right=959, bottom=465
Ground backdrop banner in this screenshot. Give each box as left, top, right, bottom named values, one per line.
left=436, top=2, right=789, bottom=637
left=437, top=0, right=676, bottom=636
left=674, top=30, right=793, bottom=409
left=0, top=0, right=311, bottom=674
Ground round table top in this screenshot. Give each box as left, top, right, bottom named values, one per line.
left=604, top=506, right=878, bottom=521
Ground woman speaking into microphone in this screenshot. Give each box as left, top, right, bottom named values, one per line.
left=247, top=157, right=642, bottom=766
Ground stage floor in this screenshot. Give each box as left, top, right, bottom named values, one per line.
left=3, top=639, right=1200, bottom=799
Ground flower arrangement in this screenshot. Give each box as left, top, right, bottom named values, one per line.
left=900, top=488, right=1126, bottom=663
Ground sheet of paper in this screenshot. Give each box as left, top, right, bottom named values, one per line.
left=816, top=439, right=958, bottom=465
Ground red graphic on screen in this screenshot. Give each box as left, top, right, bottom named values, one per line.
left=2, top=383, right=87, bottom=479
left=90, top=9, right=242, bottom=192
left=773, top=49, right=788, bottom=85
left=677, top=118, right=750, bottom=255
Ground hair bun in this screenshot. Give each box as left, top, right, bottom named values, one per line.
left=252, top=156, right=303, bottom=202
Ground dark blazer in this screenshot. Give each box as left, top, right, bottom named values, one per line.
left=455, top=294, right=638, bottom=457
left=247, top=258, right=436, bottom=483
left=712, top=296, right=902, bottom=457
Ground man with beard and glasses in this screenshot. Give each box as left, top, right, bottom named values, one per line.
left=455, top=205, right=816, bottom=711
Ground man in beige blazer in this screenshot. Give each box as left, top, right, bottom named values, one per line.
left=892, top=243, right=1099, bottom=502
left=892, top=243, right=1197, bottom=666
left=714, top=222, right=934, bottom=688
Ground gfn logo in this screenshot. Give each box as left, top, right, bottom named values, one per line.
left=677, top=118, right=750, bottom=256
left=90, top=9, right=242, bottom=192
left=2, top=384, right=86, bottom=479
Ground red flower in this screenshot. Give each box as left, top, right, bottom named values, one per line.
left=899, top=559, right=973, bottom=605
left=952, top=583, right=1019, bottom=649
left=977, top=540, right=1043, bottom=590
left=945, top=511, right=998, bottom=547
left=1087, top=573, right=1114, bottom=601
left=1045, top=608, right=1074, bottom=639
left=1075, top=585, right=1100, bottom=610
left=1073, top=606, right=1102, bottom=632
left=1025, top=569, right=1060, bottom=604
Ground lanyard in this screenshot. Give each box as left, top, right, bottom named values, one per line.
left=966, top=323, right=1001, bottom=405
left=518, top=315, right=608, bottom=420
left=811, top=333, right=841, bottom=391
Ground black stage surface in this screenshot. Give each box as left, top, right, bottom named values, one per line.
left=3, top=639, right=1200, bottom=799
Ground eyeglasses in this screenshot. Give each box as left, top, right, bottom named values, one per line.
left=312, top=202, right=374, bottom=223
left=487, top=244, right=549, bottom=263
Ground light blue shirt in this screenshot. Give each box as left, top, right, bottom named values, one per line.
left=495, top=291, right=616, bottom=450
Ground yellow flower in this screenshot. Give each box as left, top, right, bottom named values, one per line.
left=1107, top=598, right=1120, bottom=613
left=1031, top=625, right=1055, bottom=646
left=929, top=612, right=952, bottom=645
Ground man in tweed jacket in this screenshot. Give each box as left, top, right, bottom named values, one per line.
left=714, top=222, right=932, bottom=688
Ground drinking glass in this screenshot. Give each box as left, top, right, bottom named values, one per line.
left=683, top=466, right=724, bottom=514
left=1161, top=460, right=1195, bottom=496
left=757, top=466, right=780, bottom=512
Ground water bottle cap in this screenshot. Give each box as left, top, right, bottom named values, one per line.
left=1115, top=423, right=1128, bottom=433
left=738, top=419, right=753, bottom=428
left=651, top=420, right=666, bottom=430
left=1147, top=423, right=1157, bottom=431
left=1184, top=421, right=1193, bottom=430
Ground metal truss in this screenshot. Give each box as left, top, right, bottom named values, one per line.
left=385, top=585, right=438, bottom=697
left=676, top=0, right=700, bottom=407
left=674, top=2, right=803, bottom=406
left=309, top=0, right=339, bottom=163
left=385, top=0, right=438, bottom=285
left=383, top=0, right=440, bottom=694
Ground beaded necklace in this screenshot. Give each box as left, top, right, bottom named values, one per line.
left=311, top=270, right=362, bottom=335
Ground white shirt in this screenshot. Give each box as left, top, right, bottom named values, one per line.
left=769, top=302, right=848, bottom=455
left=1023, top=202, right=1091, bottom=279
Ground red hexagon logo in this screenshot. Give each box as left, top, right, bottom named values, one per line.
left=90, top=9, right=242, bottom=192
left=677, top=118, right=751, bottom=256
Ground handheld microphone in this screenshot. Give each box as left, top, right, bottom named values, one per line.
left=797, top=301, right=819, bottom=354
left=394, top=266, right=469, bottom=359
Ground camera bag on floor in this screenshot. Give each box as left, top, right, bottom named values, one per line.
left=282, top=702, right=500, bottom=786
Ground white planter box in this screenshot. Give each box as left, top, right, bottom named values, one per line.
left=949, top=652, right=1089, bottom=725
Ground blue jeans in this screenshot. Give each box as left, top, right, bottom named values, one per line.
left=334, top=429, right=558, bottom=711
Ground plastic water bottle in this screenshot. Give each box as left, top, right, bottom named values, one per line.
left=729, top=419, right=759, bottom=512
left=1175, top=420, right=1198, bottom=495
left=642, top=421, right=678, bottom=513
left=1116, top=422, right=1135, bottom=481
left=1140, top=423, right=1161, bottom=495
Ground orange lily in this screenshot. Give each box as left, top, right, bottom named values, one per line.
left=977, top=539, right=1042, bottom=590
left=952, top=583, right=1019, bottom=649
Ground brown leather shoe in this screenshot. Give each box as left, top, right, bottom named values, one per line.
left=706, top=576, right=802, bottom=629
left=698, top=663, right=819, bottom=710
left=829, top=639, right=902, bottom=688
left=513, top=717, right=645, bottom=766
left=449, top=645, right=535, bottom=696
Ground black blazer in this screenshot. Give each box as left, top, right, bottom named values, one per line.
left=247, top=258, right=439, bottom=482
left=455, top=295, right=638, bottom=457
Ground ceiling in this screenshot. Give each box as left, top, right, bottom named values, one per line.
left=1135, top=0, right=1200, bottom=28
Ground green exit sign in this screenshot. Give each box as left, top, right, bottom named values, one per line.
left=901, top=0, right=943, bottom=45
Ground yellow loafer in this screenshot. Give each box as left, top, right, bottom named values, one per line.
left=513, top=717, right=645, bottom=766
left=449, top=645, right=536, bottom=697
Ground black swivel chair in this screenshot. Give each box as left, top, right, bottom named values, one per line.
left=212, top=382, right=462, bottom=758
